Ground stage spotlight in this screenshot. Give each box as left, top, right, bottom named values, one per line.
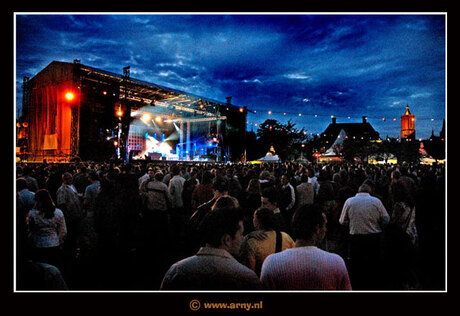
left=141, top=113, right=151, bottom=123
left=155, top=116, right=162, bottom=123
left=65, top=92, right=75, bottom=101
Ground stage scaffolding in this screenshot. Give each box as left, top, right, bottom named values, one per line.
left=20, top=60, right=248, bottom=163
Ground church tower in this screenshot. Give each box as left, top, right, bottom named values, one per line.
left=401, top=105, right=415, bottom=140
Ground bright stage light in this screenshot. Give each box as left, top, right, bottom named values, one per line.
left=158, top=142, right=172, bottom=155
left=65, top=92, right=75, bottom=101
left=141, top=113, right=151, bottom=123
left=155, top=116, right=163, bottom=123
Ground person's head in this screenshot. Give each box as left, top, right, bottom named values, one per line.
left=332, top=173, right=341, bottom=184
left=358, top=183, right=373, bottom=194
left=154, top=171, right=164, bottom=181
left=391, top=180, right=408, bottom=203
left=147, top=167, right=155, bottom=179
left=34, top=189, right=56, bottom=219
left=201, top=170, right=214, bottom=185
left=88, top=170, right=99, bottom=182
left=62, top=172, right=73, bottom=185
left=362, top=179, right=375, bottom=193
left=261, top=187, right=278, bottom=208
left=78, top=165, right=87, bottom=174
left=317, top=169, right=329, bottom=182
left=339, top=170, right=348, bottom=186
left=200, top=207, right=245, bottom=256
left=211, top=195, right=240, bottom=211
left=17, top=178, right=28, bottom=191
left=212, top=175, right=229, bottom=195
left=190, top=167, right=198, bottom=179
left=225, top=168, right=233, bottom=177
left=253, top=208, right=278, bottom=231
left=307, top=168, right=315, bottom=178
left=259, top=170, right=271, bottom=181
left=171, top=164, right=181, bottom=176
left=246, top=178, right=261, bottom=194
left=300, top=174, right=309, bottom=183
left=291, top=204, right=327, bottom=245
left=281, top=175, right=289, bottom=185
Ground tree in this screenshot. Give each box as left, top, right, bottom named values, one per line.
left=255, top=119, right=307, bottom=161
left=423, top=138, right=445, bottom=162
left=398, top=139, right=421, bottom=163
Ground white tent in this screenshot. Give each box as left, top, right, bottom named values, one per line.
left=252, top=145, right=281, bottom=163
left=257, top=154, right=280, bottom=162
left=324, top=128, right=346, bottom=156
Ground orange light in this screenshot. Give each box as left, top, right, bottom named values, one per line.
left=65, top=92, right=75, bottom=101
left=141, top=113, right=151, bottom=122
left=239, top=108, right=244, bottom=113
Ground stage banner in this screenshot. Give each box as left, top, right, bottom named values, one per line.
left=42, top=134, right=58, bottom=150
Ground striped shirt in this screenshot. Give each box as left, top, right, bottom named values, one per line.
left=260, top=246, right=351, bottom=290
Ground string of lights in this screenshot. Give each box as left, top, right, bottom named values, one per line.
left=244, top=109, right=444, bottom=139
left=247, top=109, right=443, bottom=122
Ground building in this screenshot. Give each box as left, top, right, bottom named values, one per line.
left=401, top=105, right=416, bottom=140
left=318, top=116, right=381, bottom=162
left=20, top=60, right=248, bottom=163
left=320, top=116, right=381, bottom=148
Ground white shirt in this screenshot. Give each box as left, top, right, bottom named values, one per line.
left=308, top=176, right=319, bottom=195
left=282, top=183, right=296, bottom=211
left=339, top=192, right=389, bottom=235
left=27, top=208, right=67, bottom=248
left=261, top=246, right=351, bottom=290
left=168, top=175, right=185, bottom=208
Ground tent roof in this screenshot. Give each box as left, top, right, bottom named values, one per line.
left=324, top=128, right=346, bottom=156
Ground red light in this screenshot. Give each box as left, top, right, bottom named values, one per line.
left=314, top=152, right=320, bottom=158
left=239, top=108, right=244, bottom=113
left=65, top=92, right=75, bottom=101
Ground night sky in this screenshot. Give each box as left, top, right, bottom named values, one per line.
left=15, top=13, right=446, bottom=139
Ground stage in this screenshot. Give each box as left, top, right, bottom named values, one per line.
left=19, top=60, right=248, bottom=163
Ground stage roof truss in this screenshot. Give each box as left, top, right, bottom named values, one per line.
left=79, top=62, right=243, bottom=113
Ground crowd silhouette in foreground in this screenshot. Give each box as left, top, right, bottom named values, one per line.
left=16, top=159, right=445, bottom=291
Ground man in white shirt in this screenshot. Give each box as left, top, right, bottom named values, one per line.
left=261, top=204, right=351, bottom=290
left=168, top=164, right=186, bottom=245
left=279, top=175, right=295, bottom=234
left=168, top=165, right=185, bottom=209
left=56, top=172, right=83, bottom=249
left=161, top=207, right=263, bottom=290
left=307, top=168, right=319, bottom=196
left=339, top=182, right=389, bottom=290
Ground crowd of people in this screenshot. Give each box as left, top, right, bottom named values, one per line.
left=15, top=158, right=445, bottom=291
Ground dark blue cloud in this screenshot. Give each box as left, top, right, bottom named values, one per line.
left=15, top=13, right=446, bottom=139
